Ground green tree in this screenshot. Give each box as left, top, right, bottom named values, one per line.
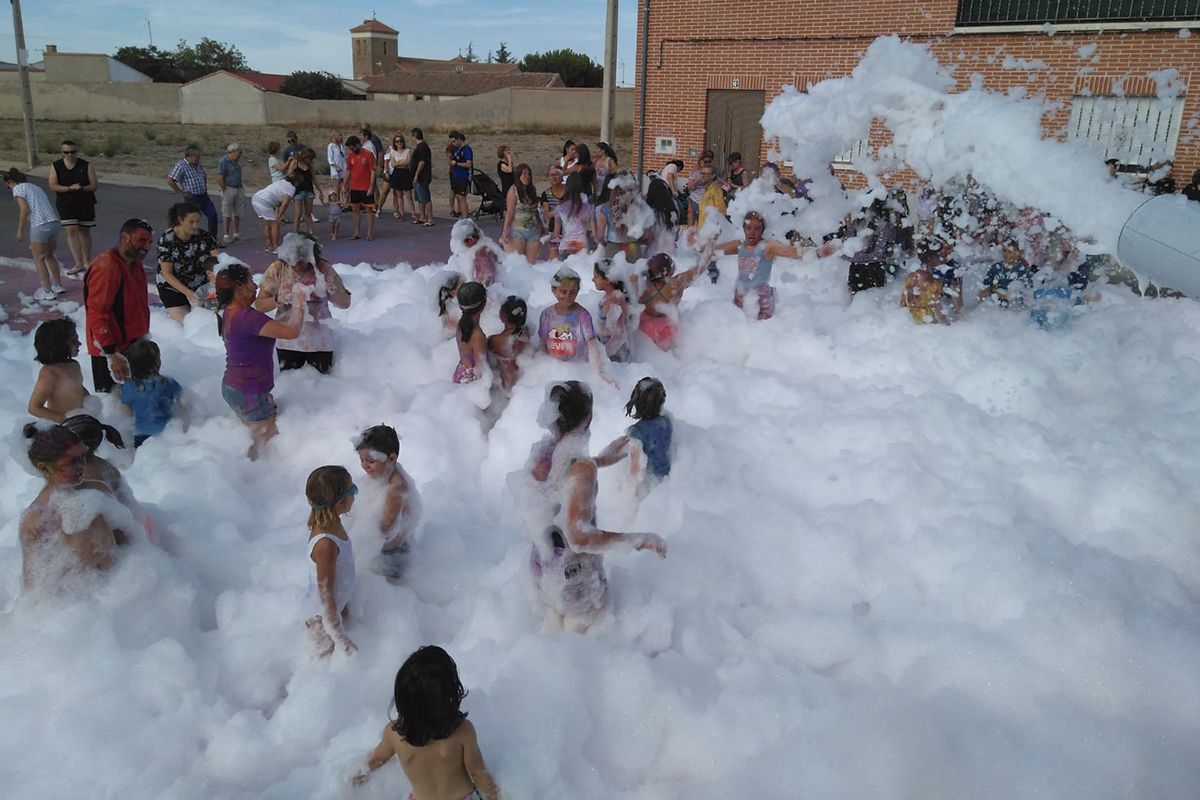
left=462, top=42, right=479, bottom=63
left=113, top=38, right=248, bottom=83
left=518, top=49, right=602, bottom=87
left=495, top=42, right=513, bottom=64
left=281, top=71, right=351, bottom=100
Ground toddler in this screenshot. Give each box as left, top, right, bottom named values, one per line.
left=303, top=465, right=358, bottom=658
left=119, top=339, right=185, bottom=446
left=355, top=424, right=423, bottom=582
left=598, top=377, right=673, bottom=487
left=326, top=191, right=342, bottom=240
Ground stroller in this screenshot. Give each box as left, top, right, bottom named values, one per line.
left=470, top=169, right=505, bottom=220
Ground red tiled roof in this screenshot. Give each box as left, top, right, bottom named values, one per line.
left=364, top=70, right=562, bottom=97
left=236, top=70, right=288, bottom=92
left=350, top=18, right=399, bottom=34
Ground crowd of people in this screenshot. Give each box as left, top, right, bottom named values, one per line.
left=8, top=130, right=1195, bottom=800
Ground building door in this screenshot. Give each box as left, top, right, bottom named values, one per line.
left=705, top=90, right=765, bottom=176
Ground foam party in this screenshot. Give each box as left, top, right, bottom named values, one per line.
left=3, top=36, right=1200, bottom=800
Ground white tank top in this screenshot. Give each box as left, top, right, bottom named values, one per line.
left=302, top=532, right=356, bottom=619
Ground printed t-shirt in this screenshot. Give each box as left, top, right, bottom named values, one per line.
left=538, top=305, right=596, bottom=362
left=120, top=375, right=182, bottom=436
left=346, top=150, right=377, bottom=193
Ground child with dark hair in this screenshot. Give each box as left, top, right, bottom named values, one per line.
left=643, top=176, right=679, bottom=259
left=58, top=414, right=139, bottom=543
left=979, top=237, right=1036, bottom=309
left=355, top=425, right=422, bottom=582
left=597, top=377, right=673, bottom=485
left=304, top=465, right=358, bottom=658
left=592, top=260, right=632, bottom=362
left=438, top=272, right=465, bottom=336
left=901, top=239, right=950, bottom=325
left=28, top=317, right=90, bottom=423
left=354, top=645, right=501, bottom=799
left=487, top=296, right=530, bottom=393
left=453, top=282, right=488, bottom=384
left=119, top=339, right=184, bottom=446
left=637, top=251, right=712, bottom=350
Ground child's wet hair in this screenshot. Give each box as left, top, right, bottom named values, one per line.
left=306, top=465, right=354, bottom=530
left=125, top=339, right=162, bottom=381
left=23, top=423, right=83, bottom=469
left=594, top=259, right=628, bottom=300
left=549, top=380, right=593, bottom=435
left=390, top=645, right=468, bottom=747
left=33, top=317, right=78, bottom=365
left=438, top=273, right=464, bottom=317
left=456, top=281, right=487, bottom=343
left=60, top=413, right=126, bottom=451
left=356, top=424, right=400, bottom=458
left=626, top=377, right=666, bottom=420
left=646, top=253, right=675, bottom=281
left=552, top=267, right=581, bottom=289
left=499, top=296, right=527, bottom=336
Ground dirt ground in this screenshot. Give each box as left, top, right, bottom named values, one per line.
left=0, top=120, right=632, bottom=212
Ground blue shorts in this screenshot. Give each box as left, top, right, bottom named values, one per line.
left=293, top=190, right=315, bottom=201
left=30, top=220, right=60, bottom=244
left=221, top=382, right=277, bottom=423
left=509, top=226, right=540, bottom=243
left=413, top=183, right=431, bottom=204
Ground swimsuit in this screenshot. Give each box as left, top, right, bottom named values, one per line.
left=302, top=533, right=355, bottom=620
left=453, top=350, right=478, bottom=384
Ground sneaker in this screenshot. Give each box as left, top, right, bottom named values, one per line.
left=34, top=288, right=56, bottom=301
left=51, top=283, right=67, bottom=295
left=310, top=213, right=320, bottom=223
left=223, top=234, right=235, bottom=244
left=232, top=233, right=241, bottom=241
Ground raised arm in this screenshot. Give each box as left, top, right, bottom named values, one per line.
left=764, top=240, right=804, bottom=261
left=257, top=284, right=306, bottom=340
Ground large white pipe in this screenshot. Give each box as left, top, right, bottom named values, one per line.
left=1116, top=195, right=1200, bottom=297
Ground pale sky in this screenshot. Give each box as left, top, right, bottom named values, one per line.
left=1, top=1, right=640, bottom=85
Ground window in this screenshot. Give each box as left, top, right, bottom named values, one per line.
left=957, top=0, right=1200, bottom=27
left=1067, top=94, right=1184, bottom=165
left=833, top=138, right=870, bottom=167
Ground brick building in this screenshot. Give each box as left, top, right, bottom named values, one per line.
left=633, top=0, right=1200, bottom=185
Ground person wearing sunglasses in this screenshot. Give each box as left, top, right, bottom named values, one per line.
left=47, top=140, right=98, bottom=276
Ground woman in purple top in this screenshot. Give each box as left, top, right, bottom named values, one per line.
left=214, top=261, right=304, bottom=459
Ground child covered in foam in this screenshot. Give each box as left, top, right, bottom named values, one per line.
left=354, top=424, right=423, bottom=583
left=449, top=218, right=502, bottom=287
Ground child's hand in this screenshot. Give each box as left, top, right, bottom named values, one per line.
left=338, top=635, right=358, bottom=655
left=632, top=533, right=667, bottom=558
left=350, top=770, right=370, bottom=787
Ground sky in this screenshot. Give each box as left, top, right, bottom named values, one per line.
left=1, top=0, right=641, bottom=85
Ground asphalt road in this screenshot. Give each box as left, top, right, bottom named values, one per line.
left=0, top=173, right=502, bottom=330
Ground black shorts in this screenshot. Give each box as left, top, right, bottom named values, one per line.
left=349, top=189, right=375, bottom=206
left=157, top=282, right=191, bottom=309
left=278, top=349, right=333, bottom=374
left=450, top=177, right=471, bottom=196
left=91, top=354, right=116, bottom=393
left=57, top=194, right=97, bottom=227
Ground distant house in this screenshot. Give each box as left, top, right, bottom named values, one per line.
left=349, top=16, right=562, bottom=100
left=40, top=45, right=151, bottom=82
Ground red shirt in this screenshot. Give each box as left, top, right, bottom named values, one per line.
left=85, top=247, right=151, bottom=356
left=346, top=150, right=376, bottom=192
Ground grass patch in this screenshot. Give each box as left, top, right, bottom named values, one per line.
left=98, top=136, right=133, bottom=156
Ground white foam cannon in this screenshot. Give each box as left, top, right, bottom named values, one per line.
left=1116, top=195, right=1200, bottom=297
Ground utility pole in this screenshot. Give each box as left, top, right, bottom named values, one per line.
left=600, top=0, right=617, bottom=144
left=10, top=0, right=38, bottom=167
left=146, top=18, right=154, bottom=46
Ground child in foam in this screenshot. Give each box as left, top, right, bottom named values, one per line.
left=487, top=296, right=530, bottom=394
left=303, top=465, right=358, bottom=658
left=453, top=282, right=488, bottom=384
left=438, top=272, right=465, bottom=336
left=255, top=233, right=352, bottom=374
left=27, top=317, right=92, bottom=424
left=354, top=645, right=501, bottom=799
left=451, top=218, right=502, bottom=287
left=214, top=262, right=305, bottom=460
left=978, top=237, right=1037, bottom=309
left=355, top=425, right=422, bottom=582
left=637, top=251, right=712, bottom=351
left=713, top=211, right=809, bottom=320
left=536, top=267, right=615, bottom=387
left=901, top=239, right=951, bottom=325
left=19, top=423, right=131, bottom=593
left=119, top=339, right=185, bottom=446
left=597, top=377, right=673, bottom=492
left=592, top=259, right=632, bottom=363
left=525, top=381, right=666, bottom=632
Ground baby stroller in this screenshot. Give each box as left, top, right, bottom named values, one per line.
left=470, top=169, right=505, bottom=220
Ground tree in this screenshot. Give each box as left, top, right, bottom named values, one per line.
left=461, top=42, right=479, bottom=63
left=112, top=38, right=248, bottom=83
left=495, top=42, right=513, bottom=64
left=281, top=71, right=352, bottom=100
left=518, top=49, right=602, bottom=88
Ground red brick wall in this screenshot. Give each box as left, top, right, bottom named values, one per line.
left=634, top=0, right=1200, bottom=185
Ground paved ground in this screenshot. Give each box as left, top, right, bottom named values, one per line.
left=0, top=175, right=502, bottom=332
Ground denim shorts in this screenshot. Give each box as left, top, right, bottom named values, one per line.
left=413, top=183, right=431, bottom=204
left=30, top=220, right=60, bottom=244
left=293, top=190, right=315, bottom=201
left=221, top=382, right=277, bottom=423
left=509, top=226, right=540, bottom=243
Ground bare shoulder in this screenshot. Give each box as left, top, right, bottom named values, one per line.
left=568, top=458, right=597, bottom=481
left=452, top=718, right=478, bottom=744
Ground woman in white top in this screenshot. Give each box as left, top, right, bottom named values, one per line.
left=326, top=130, right=347, bottom=202
left=251, top=174, right=298, bottom=252
left=377, top=133, right=413, bottom=221
left=267, top=140, right=289, bottom=183
left=3, top=167, right=64, bottom=301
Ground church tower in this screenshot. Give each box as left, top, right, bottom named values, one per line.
left=350, top=18, right=399, bottom=79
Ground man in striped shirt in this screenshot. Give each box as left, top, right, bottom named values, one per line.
left=166, top=144, right=219, bottom=238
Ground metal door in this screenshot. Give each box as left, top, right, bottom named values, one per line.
left=705, top=89, right=765, bottom=175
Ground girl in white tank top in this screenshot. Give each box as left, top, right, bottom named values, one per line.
left=303, top=465, right=359, bottom=658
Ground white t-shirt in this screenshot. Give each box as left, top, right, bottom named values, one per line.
left=326, top=142, right=346, bottom=172
left=13, top=182, right=59, bottom=227
left=661, top=163, right=681, bottom=194
left=253, top=180, right=296, bottom=207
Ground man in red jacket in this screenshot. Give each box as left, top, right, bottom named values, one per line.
left=85, top=218, right=154, bottom=392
